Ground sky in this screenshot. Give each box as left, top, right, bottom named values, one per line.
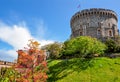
left=0, top=0, right=120, bottom=62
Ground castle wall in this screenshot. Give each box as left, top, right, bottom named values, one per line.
left=70, top=8, right=119, bottom=40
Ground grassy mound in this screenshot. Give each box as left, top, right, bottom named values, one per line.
left=47, top=57, right=120, bottom=82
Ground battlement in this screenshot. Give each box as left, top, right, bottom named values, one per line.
left=70, top=8, right=119, bottom=41
left=71, top=8, right=118, bottom=26
left=81, top=8, right=117, bottom=15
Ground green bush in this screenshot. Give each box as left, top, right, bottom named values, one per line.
left=61, top=36, right=106, bottom=58
left=105, top=39, right=120, bottom=53
left=0, top=67, right=19, bottom=82
left=42, top=42, right=63, bottom=59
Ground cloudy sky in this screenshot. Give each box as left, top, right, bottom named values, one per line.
left=0, top=0, right=120, bottom=62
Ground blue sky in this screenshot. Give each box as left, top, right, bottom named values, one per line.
left=0, top=0, right=120, bottom=62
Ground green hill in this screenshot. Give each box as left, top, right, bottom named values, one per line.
left=47, top=57, right=120, bottom=82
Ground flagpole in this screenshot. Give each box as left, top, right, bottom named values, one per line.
left=77, top=4, right=81, bottom=11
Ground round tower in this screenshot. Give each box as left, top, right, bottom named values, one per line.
left=70, top=8, right=119, bottom=41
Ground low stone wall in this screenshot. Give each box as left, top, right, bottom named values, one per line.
left=0, top=65, right=11, bottom=70
left=0, top=60, right=15, bottom=70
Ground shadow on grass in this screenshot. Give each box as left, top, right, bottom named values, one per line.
left=47, top=58, right=94, bottom=82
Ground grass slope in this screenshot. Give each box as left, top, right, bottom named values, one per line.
left=47, top=57, right=120, bottom=82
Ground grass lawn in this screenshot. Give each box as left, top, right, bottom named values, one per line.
left=47, top=57, right=120, bottom=82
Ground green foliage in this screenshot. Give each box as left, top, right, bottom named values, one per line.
left=42, top=42, right=63, bottom=59
left=62, top=36, right=106, bottom=58
left=105, top=39, right=120, bottom=53
left=0, top=67, right=19, bottom=82
left=47, top=57, right=120, bottom=82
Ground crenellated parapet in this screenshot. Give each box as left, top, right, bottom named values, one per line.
left=70, top=8, right=119, bottom=41
left=71, top=8, right=117, bottom=27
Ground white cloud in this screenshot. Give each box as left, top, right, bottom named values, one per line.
left=0, top=22, right=32, bottom=49
left=0, top=21, right=54, bottom=62
left=39, top=40, right=54, bottom=47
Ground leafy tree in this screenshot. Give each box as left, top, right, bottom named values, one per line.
left=105, top=39, right=116, bottom=53
left=42, top=42, right=63, bottom=59
left=62, top=36, right=106, bottom=58
left=114, top=36, right=120, bottom=52
left=15, top=40, right=48, bottom=82
left=105, top=38, right=120, bottom=53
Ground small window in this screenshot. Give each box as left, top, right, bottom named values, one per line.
left=109, top=30, right=112, bottom=36
left=80, top=32, right=83, bottom=36
left=97, top=29, right=101, bottom=35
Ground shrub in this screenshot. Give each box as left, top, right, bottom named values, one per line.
left=105, top=39, right=120, bottom=53
left=0, top=67, right=19, bottom=82
left=61, top=36, right=106, bottom=58
left=42, top=42, right=63, bottom=59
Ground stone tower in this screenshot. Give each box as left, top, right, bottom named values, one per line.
left=70, top=8, right=119, bottom=41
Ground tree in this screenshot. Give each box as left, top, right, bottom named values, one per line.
left=42, top=42, right=63, bottom=59
left=15, top=40, right=48, bottom=82
left=61, top=36, right=106, bottom=58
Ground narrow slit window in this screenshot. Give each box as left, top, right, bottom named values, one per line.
left=97, top=29, right=101, bottom=35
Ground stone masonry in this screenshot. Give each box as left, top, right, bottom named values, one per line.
left=70, top=8, right=119, bottom=41
left=0, top=60, right=14, bottom=70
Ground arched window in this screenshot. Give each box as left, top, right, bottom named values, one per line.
left=109, top=30, right=112, bottom=36
left=80, top=31, right=83, bottom=36
left=97, top=29, right=101, bottom=36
